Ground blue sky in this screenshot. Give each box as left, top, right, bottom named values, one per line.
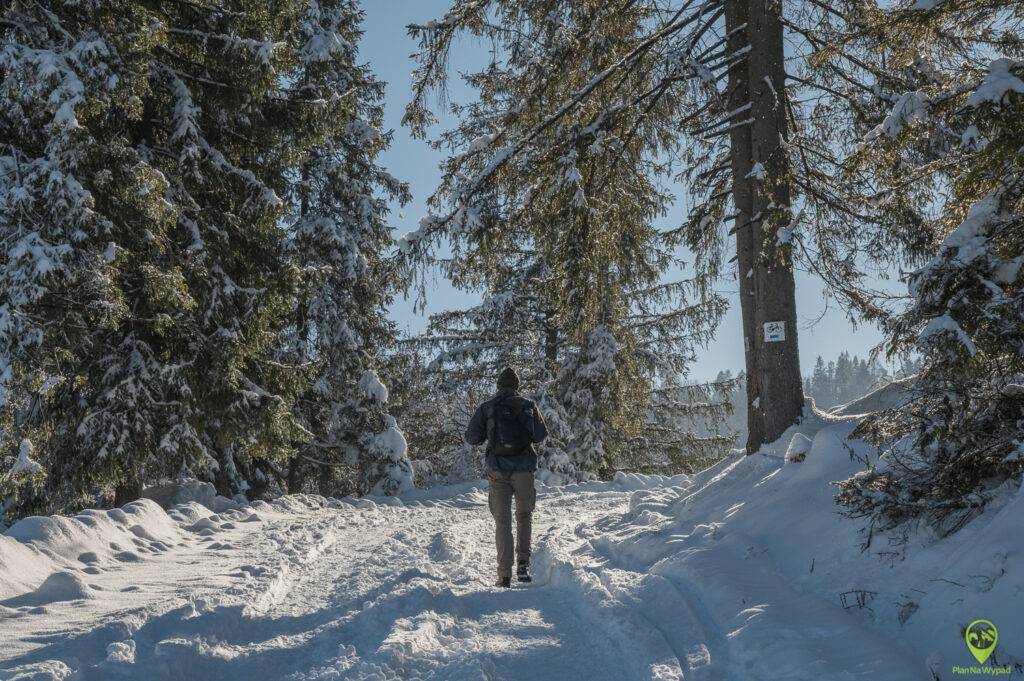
left=359, top=1, right=893, bottom=382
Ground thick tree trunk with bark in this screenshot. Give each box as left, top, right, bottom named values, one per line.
left=723, top=0, right=804, bottom=452
left=213, top=448, right=237, bottom=498
left=725, top=0, right=761, bottom=453
left=286, top=456, right=306, bottom=495
left=744, top=0, right=804, bottom=450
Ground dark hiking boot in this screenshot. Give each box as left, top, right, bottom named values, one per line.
left=495, top=575, right=512, bottom=588
left=516, top=561, right=532, bottom=583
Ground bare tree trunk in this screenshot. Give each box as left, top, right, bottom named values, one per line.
left=213, top=450, right=233, bottom=498
left=744, top=0, right=804, bottom=449
left=113, top=473, right=142, bottom=507
left=725, top=0, right=762, bottom=453
left=543, top=309, right=559, bottom=369
left=286, top=455, right=305, bottom=495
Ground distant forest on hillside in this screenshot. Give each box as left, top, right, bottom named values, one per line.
left=712, top=352, right=922, bottom=446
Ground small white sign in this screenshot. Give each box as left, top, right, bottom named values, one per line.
left=764, top=321, right=785, bottom=342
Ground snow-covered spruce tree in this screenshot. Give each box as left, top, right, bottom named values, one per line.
left=399, top=1, right=946, bottom=454
left=0, top=0, right=397, bottom=515
left=0, top=1, right=202, bottom=513
left=277, top=0, right=413, bottom=498
left=400, top=3, right=732, bottom=479
left=832, top=2, right=1024, bottom=534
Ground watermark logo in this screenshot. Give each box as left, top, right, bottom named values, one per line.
left=966, top=620, right=999, bottom=665
left=952, top=619, right=1011, bottom=676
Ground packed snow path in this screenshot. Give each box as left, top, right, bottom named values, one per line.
left=2, top=484, right=697, bottom=681
left=2, top=450, right=945, bottom=681
left=6, top=410, right=1022, bottom=680
left=2, top=486, right=654, bottom=680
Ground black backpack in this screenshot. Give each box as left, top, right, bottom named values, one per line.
left=488, top=397, right=533, bottom=457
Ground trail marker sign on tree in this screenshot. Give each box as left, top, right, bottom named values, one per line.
left=764, top=322, right=786, bottom=343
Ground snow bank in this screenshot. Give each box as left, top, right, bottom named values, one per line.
left=0, top=493, right=268, bottom=607
left=2, top=571, right=95, bottom=608
left=566, top=411, right=1024, bottom=678
left=0, top=500, right=181, bottom=602
left=0, top=534, right=55, bottom=601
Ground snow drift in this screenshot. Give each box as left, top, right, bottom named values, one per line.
left=0, top=500, right=181, bottom=602
left=572, top=407, right=1023, bottom=679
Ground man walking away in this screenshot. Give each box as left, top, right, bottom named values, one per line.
left=465, top=366, right=548, bottom=588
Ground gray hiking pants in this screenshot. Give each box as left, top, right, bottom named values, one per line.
left=487, top=471, right=536, bottom=579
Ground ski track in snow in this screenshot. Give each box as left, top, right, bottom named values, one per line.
left=0, top=454, right=939, bottom=681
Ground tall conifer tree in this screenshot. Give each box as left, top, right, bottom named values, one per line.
left=0, top=0, right=409, bottom=514
left=401, top=2, right=732, bottom=478
left=280, top=0, right=413, bottom=498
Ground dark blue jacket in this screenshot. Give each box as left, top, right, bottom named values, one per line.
left=465, top=388, right=548, bottom=473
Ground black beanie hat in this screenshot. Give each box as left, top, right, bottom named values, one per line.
left=497, top=366, right=520, bottom=390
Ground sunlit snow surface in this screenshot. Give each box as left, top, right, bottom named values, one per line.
left=2, top=409, right=1022, bottom=680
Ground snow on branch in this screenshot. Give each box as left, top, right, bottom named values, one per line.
left=965, top=59, right=1024, bottom=108
left=398, top=0, right=727, bottom=264
left=166, top=28, right=282, bottom=66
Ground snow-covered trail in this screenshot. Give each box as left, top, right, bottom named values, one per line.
left=2, top=441, right=974, bottom=681
left=2, top=483, right=692, bottom=680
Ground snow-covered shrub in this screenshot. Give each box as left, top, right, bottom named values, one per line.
left=361, top=416, right=413, bottom=496
left=0, top=440, right=45, bottom=517
left=557, top=326, right=619, bottom=478
left=785, top=433, right=813, bottom=463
